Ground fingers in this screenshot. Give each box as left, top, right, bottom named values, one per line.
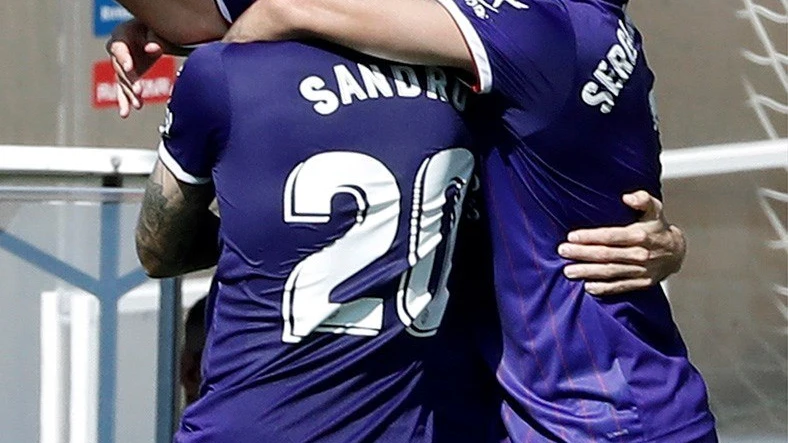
left=110, top=53, right=142, bottom=112
left=106, top=19, right=158, bottom=117
left=621, top=190, right=650, bottom=209
left=622, top=190, right=663, bottom=221
left=562, top=192, right=679, bottom=296
left=584, top=278, right=657, bottom=296
left=109, top=40, right=134, bottom=72
left=116, top=84, right=130, bottom=119
left=144, top=41, right=164, bottom=55
left=563, top=263, right=647, bottom=280
left=109, top=41, right=142, bottom=107
left=558, top=243, right=650, bottom=265
left=109, top=52, right=135, bottom=94
left=566, top=191, right=668, bottom=247
left=565, top=226, right=649, bottom=247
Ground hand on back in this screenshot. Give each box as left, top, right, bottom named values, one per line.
left=559, top=190, right=686, bottom=296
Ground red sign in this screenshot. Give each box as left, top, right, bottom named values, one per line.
left=92, top=56, right=176, bottom=108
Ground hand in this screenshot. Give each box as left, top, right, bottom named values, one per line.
left=106, top=19, right=165, bottom=118
left=558, top=190, right=686, bottom=296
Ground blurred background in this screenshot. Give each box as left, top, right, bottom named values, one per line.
left=0, top=0, right=786, bottom=442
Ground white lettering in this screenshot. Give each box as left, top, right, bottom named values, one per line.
left=391, top=65, right=422, bottom=98
left=299, top=64, right=465, bottom=115
left=299, top=75, right=340, bottom=116
left=140, top=78, right=172, bottom=98
left=96, top=83, right=116, bottom=102
left=358, top=63, right=394, bottom=99
left=617, top=21, right=638, bottom=63
left=593, top=60, right=624, bottom=97
left=606, top=45, right=633, bottom=81
left=334, top=64, right=368, bottom=105
left=100, top=6, right=133, bottom=22
left=464, top=0, right=529, bottom=19
left=96, top=77, right=171, bottom=104
left=426, top=67, right=450, bottom=102
left=581, top=82, right=615, bottom=114
left=450, top=81, right=467, bottom=111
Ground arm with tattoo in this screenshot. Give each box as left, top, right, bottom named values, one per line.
left=135, top=160, right=220, bottom=278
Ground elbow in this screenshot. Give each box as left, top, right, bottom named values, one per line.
left=140, top=263, right=177, bottom=280
left=139, top=258, right=179, bottom=279
left=135, top=234, right=179, bottom=279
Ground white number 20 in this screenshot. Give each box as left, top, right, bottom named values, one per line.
left=281, top=149, right=474, bottom=344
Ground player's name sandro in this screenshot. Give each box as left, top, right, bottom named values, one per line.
left=581, top=19, right=640, bottom=114
left=299, top=63, right=469, bottom=116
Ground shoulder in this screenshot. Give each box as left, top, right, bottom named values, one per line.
left=491, top=0, right=574, bottom=46
left=168, top=43, right=234, bottom=116
left=440, top=0, right=571, bottom=31
left=437, top=0, right=576, bottom=95
left=179, top=43, right=231, bottom=84
left=164, top=43, right=233, bottom=144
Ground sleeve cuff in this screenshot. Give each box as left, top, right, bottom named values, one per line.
left=214, top=0, right=233, bottom=23
left=434, top=0, right=493, bottom=94
left=157, top=141, right=213, bottom=185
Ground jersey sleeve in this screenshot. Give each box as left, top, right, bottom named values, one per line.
left=213, top=0, right=254, bottom=23
left=158, top=44, right=231, bottom=185
left=434, top=0, right=575, bottom=104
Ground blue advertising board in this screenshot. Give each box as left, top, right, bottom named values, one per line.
left=93, top=0, right=133, bottom=37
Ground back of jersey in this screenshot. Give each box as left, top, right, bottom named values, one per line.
left=433, top=0, right=715, bottom=441
left=159, top=42, right=485, bottom=443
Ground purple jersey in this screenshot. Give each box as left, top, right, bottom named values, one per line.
left=160, top=41, right=498, bottom=443
left=436, top=0, right=716, bottom=442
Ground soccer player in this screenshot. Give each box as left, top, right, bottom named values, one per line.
left=135, top=38, right=497, bottom=442
left=112, top=2, right=708, bottom=441
left=110, top=0, right=687, bottom=297
left=213, top=1, right=717, bottom=442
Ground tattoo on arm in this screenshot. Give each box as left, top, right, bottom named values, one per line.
left=135, top=161, right=220, bottom=277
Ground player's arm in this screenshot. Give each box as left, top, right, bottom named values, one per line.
left=114, top=0, right=228, bottom=46
left=225, top=0, right=688, bottom=295
left=224, top=0, right=473, bottom=71
left=558, top=191, right=687, bottom=295
left=136, top=161, right=219, bottom=278
left=135, top=45, right=230, bottom=277
left=107, top=0, right=229, bottom=117
left=107, top=19, right=191, bottom=118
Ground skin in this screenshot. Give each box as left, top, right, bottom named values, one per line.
left=180, top=297, right=207, bottom=405
left=180, top=348, right=202, bottom=405
left=116, top=0, right=686, bottom=294
left=135, top=160, right=219, bottom=277
left=559, top=191, right=686, bottom=294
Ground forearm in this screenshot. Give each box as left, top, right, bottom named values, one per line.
left=115, top=0, right=228, bottom=45
left=136, top=162, right=220, bottom=278
left=226, top=0, right=473, bottom=71
left=136, top=212, right=219, bottom=277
